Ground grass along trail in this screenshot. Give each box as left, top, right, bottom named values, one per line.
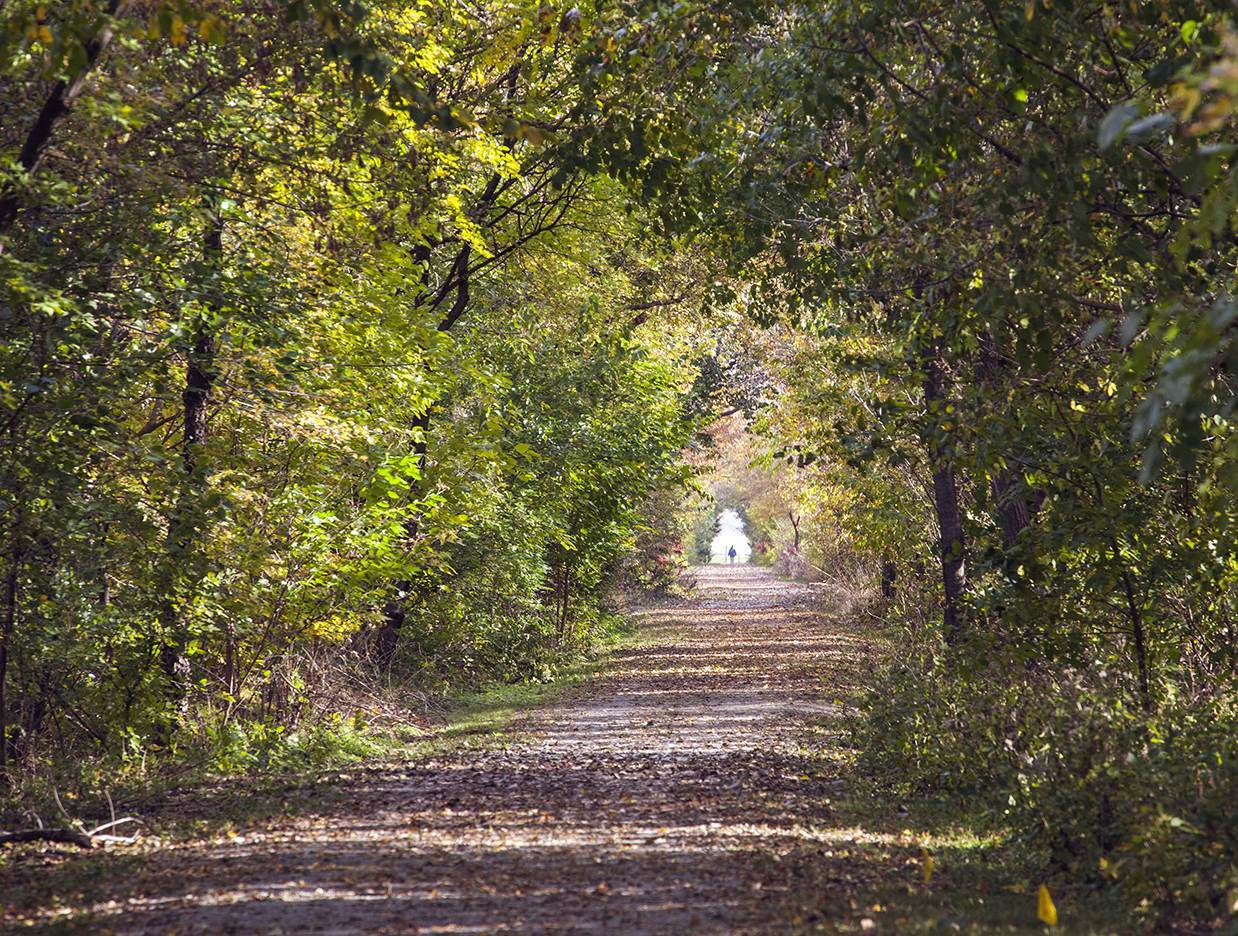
left=4, top=566, right=1052, bottom=933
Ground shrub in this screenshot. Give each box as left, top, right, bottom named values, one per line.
left=857, top=650, right=1237, bottom=925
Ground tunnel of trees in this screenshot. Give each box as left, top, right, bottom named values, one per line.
left=0, top=0, right=1234, bottom=925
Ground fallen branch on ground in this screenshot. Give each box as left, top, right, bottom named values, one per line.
left=0, top=828, right=96, bottom=848
left=0, top=816, right=149, bottom=849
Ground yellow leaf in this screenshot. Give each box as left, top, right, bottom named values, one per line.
left=170, top=14, right=187, bottom=46
left=1025, top=0, right=1036, bottom=20
left=922, top=851, right=934, bottom=883
left=37, top=24, right=53, bottom=44
left=1038, top=884, right=1058, bottom=926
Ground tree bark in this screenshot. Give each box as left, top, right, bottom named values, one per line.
left=370, top=258, right=443, bottom=664
left=1110, top=535, right=1152, bottom=712
left=880, top=552, right=898, bottom=602
left=0, top=1, right=130, bottom=240
left=990, top=471, right=1032, bottom=547
left=922, top=350, right=967, bottom=645
left=0, top=540, right=22, bottom=771
left=557, top=561, right=572, bottom=641
left=371, top=61, right=532, bottom=661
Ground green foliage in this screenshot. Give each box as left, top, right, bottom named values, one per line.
left=687, top=506, right=719, bottom=566
left=858, top=653, right=1236, bottom=924
left=616, top=487, right=692, bottom=595
left=201, top=716, right=377, bottom=776
left=0, top=0, right=707, bottom=789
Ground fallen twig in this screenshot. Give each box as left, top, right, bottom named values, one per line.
left=86, top=816, right=148, bottom=837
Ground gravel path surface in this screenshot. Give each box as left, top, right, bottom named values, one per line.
left=12, top=565, right=892, bottom=934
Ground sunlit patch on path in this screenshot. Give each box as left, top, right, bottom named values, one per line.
left=19, top=565, right=898, bottom=934
left=709, top=509, right=752, bottom=563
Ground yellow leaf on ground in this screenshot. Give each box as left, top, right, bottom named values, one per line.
left=1038, top=884, right=1058, bottom=926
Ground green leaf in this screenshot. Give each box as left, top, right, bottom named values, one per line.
left=1098, top=102, right=1139, bottom=150
left=1081, top=318, right=1110, bottom=347
left=1124, top=112, right=1174, bottom=146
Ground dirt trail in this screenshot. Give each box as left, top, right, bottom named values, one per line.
left=13, top=565, right=895, bottom=934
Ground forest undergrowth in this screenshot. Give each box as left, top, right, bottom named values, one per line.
left=0, top=609, right=640, bottom=843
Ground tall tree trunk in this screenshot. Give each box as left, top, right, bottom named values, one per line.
left=0, top=539, right=22, bottom=771
left=1119, top=566, right=1152, bottom=712
left=370, top=264, right=439, bottom=664
left=1104, top=528, right=1152, bottom=713
left=0, top=1, right=130, bottom=241
left=158, top=210, right=221, bottom=718
left=922, top=350, right=967, bottom=645
left=558, top=561, right=572, bottom=641
left=990, top=472, right=1032, bottom=547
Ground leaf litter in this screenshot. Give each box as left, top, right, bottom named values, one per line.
left=3, top=565, right=915, bottom=934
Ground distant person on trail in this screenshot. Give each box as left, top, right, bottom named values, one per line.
left=728, top=545, right=737, bottom=564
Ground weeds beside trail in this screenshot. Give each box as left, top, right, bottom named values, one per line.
left=3, top=567, right=1134, bottom=932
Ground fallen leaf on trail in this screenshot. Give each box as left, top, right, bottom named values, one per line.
left=1038, top=884, right=1058, bottom=926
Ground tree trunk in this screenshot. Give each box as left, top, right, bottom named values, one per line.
left=1122, top=570, right=1152, bottom=712
left=369, top=239, right=435, bottom=663
left=158, top=210, right=221, bottom=719
left=880, top=552, right=898, bottom=602
left=372, top=599, right=406, bottom=666
left=1110, top=535, right=1152, bottom=712
left=990, top=471, right=1032, bottom=547
left=222, top=620, right=236, bottom=700
left=0, top=1, right=130, bottom=240
left=922, top=351, right=967, bottom=645
left=0, top=540, right=21, bottom=771
left=558, top=562, right=572, bottom=641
